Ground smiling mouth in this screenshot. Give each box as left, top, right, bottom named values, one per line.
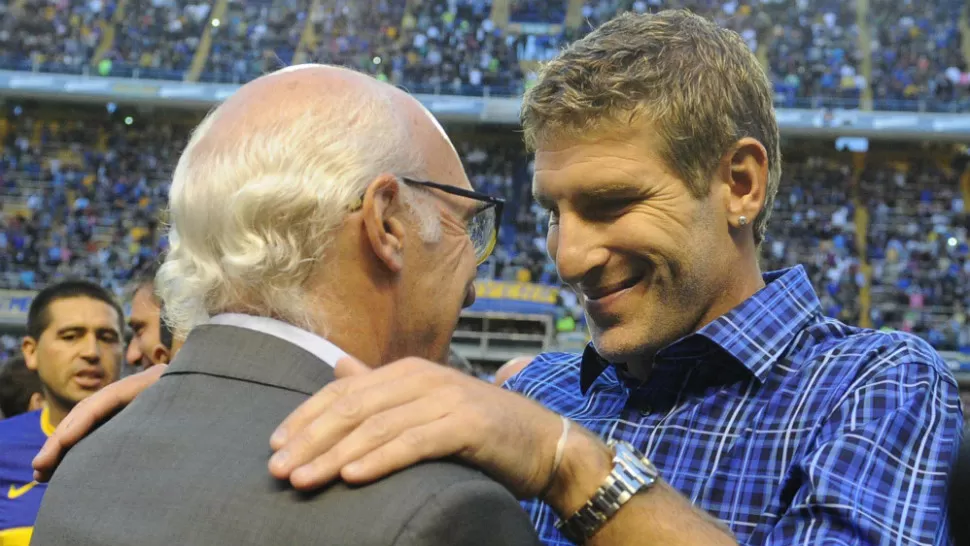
left=583, top=276, right=642, bottom=301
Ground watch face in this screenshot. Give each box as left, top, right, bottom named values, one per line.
left=614, top=441, right=659, bottom=478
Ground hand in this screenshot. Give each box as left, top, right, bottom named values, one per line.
left=32, top=364, right=167, bottom=482
left=268, top=356, right=567, bottom=498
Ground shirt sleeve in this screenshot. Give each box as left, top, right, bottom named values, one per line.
left=759, top=358, right=963, bottom=546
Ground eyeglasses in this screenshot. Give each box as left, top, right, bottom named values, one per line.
left=403, top=178, right=504, bottom=266
left=350, top=177, right=505, bottom=266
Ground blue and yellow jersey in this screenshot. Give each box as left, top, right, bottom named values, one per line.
left=0, top=407, right=54, bottom=546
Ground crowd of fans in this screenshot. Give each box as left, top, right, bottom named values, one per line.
left=864, top=157, right=970, bottom=351
left=0, top=0, right=111, bottom=73
left=2, top=109, right=968, bottom=361
left=868, top=0, right=969, bottom=109
left=203, top=0, right=306, bottom=83
left=0, top=0, right=966, bottom=108
left=0, top=0, right=968, bottom=358
left=103, top=0, right=210, bottom=80
left=761, top=156, right=863, bottom=326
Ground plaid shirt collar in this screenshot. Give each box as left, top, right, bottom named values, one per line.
left=580, top=265, right=822, bottom=393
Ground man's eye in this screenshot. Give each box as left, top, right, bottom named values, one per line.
left=587, top=200, right=632, bottom=220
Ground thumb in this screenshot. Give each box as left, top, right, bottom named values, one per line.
left=335, top=354, right=371, bottom=379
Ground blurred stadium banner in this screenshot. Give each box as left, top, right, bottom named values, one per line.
left=2, top=71, right=970, bottom=140
left=0, top=289, right=33, bottom=328
left=467, top=280, right=559, bottom=315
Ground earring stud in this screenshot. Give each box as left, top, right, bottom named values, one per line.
left=738, top=216, right=748, bottom=226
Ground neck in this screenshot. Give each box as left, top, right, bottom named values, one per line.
left=623, top=256, right=765, bottom=382
left=43, top=398, right=72, bottom=429
left=320, top=311, right=391, bottom=368
left=696, top=255, right=766, bottom=331
left=301, top=284, right=396, bottom=368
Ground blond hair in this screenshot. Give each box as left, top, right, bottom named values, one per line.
left=156, top=68, right=439, bottom=339
left=521, top=9, right=781, bottom=244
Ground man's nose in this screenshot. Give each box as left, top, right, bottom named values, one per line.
left=126, top=338, right=142, bottom=366
left=78, top=334, right=101, bottom=363
left=552, top=215, right=609, bottom=287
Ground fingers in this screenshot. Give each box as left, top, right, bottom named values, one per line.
left=270, top=358, right=449, bottom=449
left=340, top=415, right=468, bottom=485
left=269, top=370, right=454, bottom=479
left=281, top=396, right=463, bottom=490
left=33, top=364, right=167, bottom=481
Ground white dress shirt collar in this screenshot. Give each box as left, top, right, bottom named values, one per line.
left=207, top=313, right=347, bottom=368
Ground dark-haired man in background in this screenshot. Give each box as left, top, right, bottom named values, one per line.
left=0, top=280, right=123, bottom=546
left=0, top=356, right=44, bottom=419
left=125, top=271, right=179, bottom=373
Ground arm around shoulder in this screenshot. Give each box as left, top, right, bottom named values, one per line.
left=392, top=477, right=540, bottom=546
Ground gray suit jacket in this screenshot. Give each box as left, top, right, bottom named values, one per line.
left=30, top=324, right=540, bottom=546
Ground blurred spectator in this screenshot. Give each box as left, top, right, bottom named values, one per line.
left=104, top=0, right=208, bottom=80
left=0, top=115, right=179, bottom=293
left=0, top=112, right=967, bottom=356
left=762, top=156, right=862, bottom=325
left=0, top=0, right=109, bottom=73
left=0, top=0, right=967, bottom=110
left=864, top=159, right=970, bottom=350
left=510, top=0, right=566, bottom=24
left=204, top=0, right=305, bottom=83
left=869, top=0, right=969, bottom=109
left=0, top=356, right=44, bottom=419
left=493, top=355, right=533, bottom=385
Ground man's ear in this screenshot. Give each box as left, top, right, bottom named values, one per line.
left=22, top=337, right=39, bottom=372
left=722, top=137, right=769, bottom=230
left=360, top=175, right=407, bottom=273
left=150, top=344, right=172, bottom=366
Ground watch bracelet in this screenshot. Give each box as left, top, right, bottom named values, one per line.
left=554, top=441, right=657, bottom=544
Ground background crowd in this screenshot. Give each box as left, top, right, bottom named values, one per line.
left=0, top=0, right=968, bottom=363
left=1, top=0, right=967, bottom=108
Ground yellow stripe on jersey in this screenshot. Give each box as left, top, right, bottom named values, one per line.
left=0, top=526, right=33, bottom=546
left=40, top=406, right=54, bottom=437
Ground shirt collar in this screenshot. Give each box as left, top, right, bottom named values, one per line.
left=580, top=266, right=822, bottom=393
left=207, top=313, right=348, bottom=368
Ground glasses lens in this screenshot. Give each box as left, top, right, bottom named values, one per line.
left=469, top=205, right=497, bottom=264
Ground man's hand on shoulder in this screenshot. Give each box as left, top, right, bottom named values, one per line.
left=268, top=355, right=601, bottom=503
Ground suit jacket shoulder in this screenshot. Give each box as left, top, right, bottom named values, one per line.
left=390, top=474, right=540, bottom=546
left=31, top=325, right=539, bottom=546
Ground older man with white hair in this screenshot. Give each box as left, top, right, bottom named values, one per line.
left=28, top=65, right=539, bottom=546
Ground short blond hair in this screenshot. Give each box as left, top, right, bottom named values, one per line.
left=521, top=9, right=781, bottom=244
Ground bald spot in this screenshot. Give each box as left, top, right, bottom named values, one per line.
left=494, top=356, right=535, bottom=386
left=196, top=64, right=472, bottom=198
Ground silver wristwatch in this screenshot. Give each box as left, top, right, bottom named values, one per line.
left=555, top=440, right=659, bottom=544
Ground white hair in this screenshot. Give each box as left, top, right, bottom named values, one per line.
left=157, top=74, right=441, bottom=339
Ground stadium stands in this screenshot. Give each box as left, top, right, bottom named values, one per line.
left=2, top=0, right=966, bottom=109
left=0, top=0, right=969, bottom=366
left=105, top=0, right=208, bottom=80
left=202, top=0, right=305, bottom=83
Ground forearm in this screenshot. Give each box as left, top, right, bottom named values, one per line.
left=545, top=425, right=736, bottom=546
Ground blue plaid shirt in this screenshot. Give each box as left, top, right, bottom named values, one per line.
left=506, top=266, right=963, bottom=546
